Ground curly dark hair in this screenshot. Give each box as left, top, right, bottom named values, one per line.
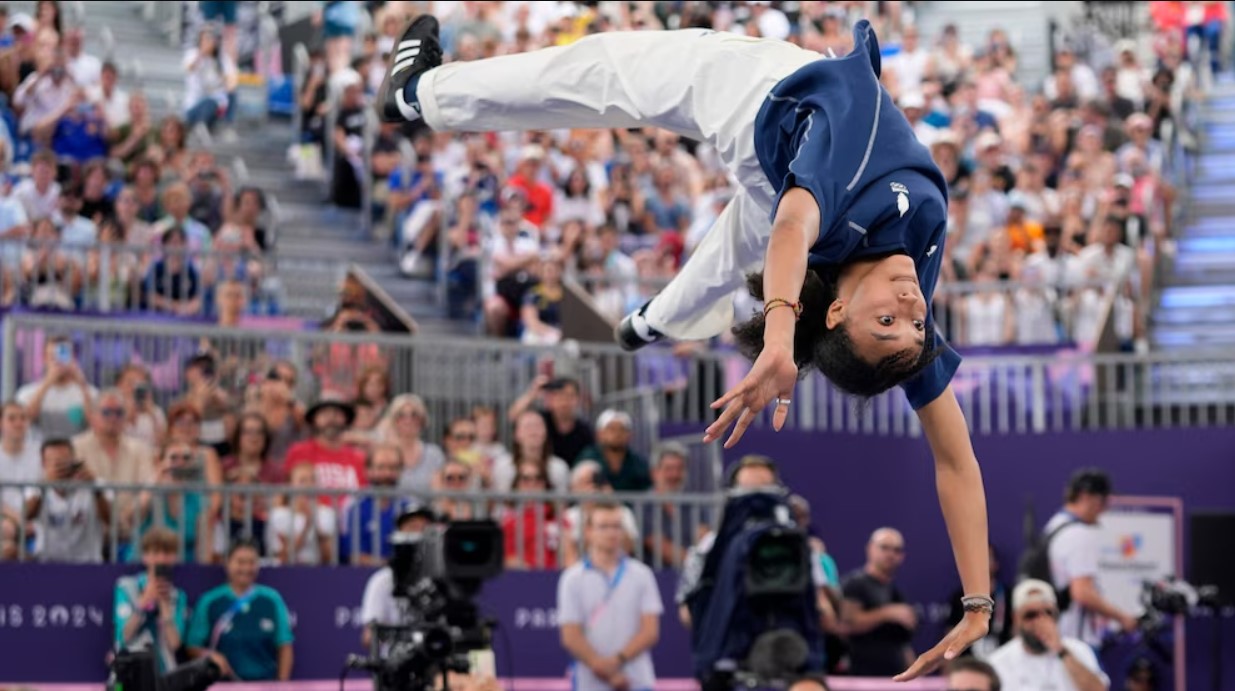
left=731, top=267, right=941, bottom=401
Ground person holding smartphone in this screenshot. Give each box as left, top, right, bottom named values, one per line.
left=114, top=527, right=191, bottom=674
left=24, top=438, right=111, bottom=563
left=16, top=336, right=98, bottom=439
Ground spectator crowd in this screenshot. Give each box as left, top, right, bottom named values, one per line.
left=0, top=0, right=281, bottom=319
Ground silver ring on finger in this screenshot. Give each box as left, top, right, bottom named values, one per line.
left=775, top=397, right=791, bottom=407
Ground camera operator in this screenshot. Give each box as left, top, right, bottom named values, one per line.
left=359, top=506, right=436, bottom=649
left=988, top=579, right=1109, bottom=691
left=557, top=501, right=663, bottom=691
left=113, top=527, right=191, bottom=674
left=1045, top=469, right=1138, bottom=646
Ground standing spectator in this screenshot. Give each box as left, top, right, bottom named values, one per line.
left=283, top=400, right=367, bottom=505
left=25, top=438, right=111, bottom=563
left=187, top=539, right=294, bottom=681
left=641, top=442, right=694, bottom=568
left=501, top=460, right=560, bottom=570
left=1044, top=469, right=1138, bottom=647
left=945, top=658, right=1002, bottom=691
left=113, top=528, right=188, bottom=673
left=493, top=409, right=570, bottom=493
left=576, top=410, right=651, bottom=493
left=183, top=29, right=236, bottom=130
left=988, top=579, right=1109, bottom=691
left=12, top=150, right=61, bottom=221
left=507, top=144, right=553, bottom=229
left=507, top=376, right=594, bottom=465
left=338, top=444, right=409, bottom=565
left=377, top=393, right=445, bottom=495
left=16, top=336, right=96, bottom=439
left=0, top=403, right=40, bottom=525
left=266, top=462, right=336, bottom=565
left=557, top=502, right=663, bottom=691
left=841, top=528, right=917, bottom=677
left=73, top=388, right=154, bottom=541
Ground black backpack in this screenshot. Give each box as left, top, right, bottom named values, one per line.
left=1017, top=518, right=1079, bottom=611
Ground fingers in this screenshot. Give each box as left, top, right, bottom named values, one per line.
left=772, top=392, right=791, bottom=432
left=703, top=397, right=746, bottom=443
left=709, top=377, right=751, bottom=410
left=724, top=407, right=755, bottom=449
left=892, top=639, right=949, bottom=682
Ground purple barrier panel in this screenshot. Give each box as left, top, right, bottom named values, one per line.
left=0, top=564, right=693, bottom=683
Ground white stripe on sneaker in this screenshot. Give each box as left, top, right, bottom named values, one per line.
left=394, top=48, right=420, bottom=63
left=395, top=89, right=421, bottom=122
left=391, top=57, right=418, bottom=76
left=398, top=39, right=421, bottom=51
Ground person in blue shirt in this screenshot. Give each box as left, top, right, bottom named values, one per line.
left=114, top=527, right=189, bottom=674
left=186, top=539, right=294, bottom=681
left=377, top=16, right=989, bottom=678
left=337, top=443, right=411, bottom=565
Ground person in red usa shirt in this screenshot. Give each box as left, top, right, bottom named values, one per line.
left=283, top=400, right=366, bottom=507
left=378, top=15, right=989, bottom=678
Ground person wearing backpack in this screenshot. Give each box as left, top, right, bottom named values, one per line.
left=1034, top=469, right=1138, bottom=648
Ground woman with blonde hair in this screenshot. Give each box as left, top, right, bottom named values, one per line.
left=376, top=394, right=444, bottom=494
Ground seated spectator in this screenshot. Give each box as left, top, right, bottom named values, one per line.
left=187, top=539, right=294, bottom=681
left=12, top=150, right=60, bottom=221
left=338, top=444, right=408, bottom=565
left=945, top=658, right=1002, bottom=691
left=0, top=514, right=17, bottom=560
left=284, top=400, right=366, bottom=506
left=109, top=92, right=154, bottom=165
left=79, top=160, right=115, bottom=225
left=640, top=443, right=695, bottom=568
left=51, top=90, right=108, bottom=164
left=25, top=437, right=111, bottom=563
left=151, top=115, right=190, bottom=180
left=16, top=335, right=96, bottom=439
left=163, top=402, right=224, bottom=514
left=351, top=364, right=391, bottom=435
left=482, top=188, right=540, bottom=337
left=186, top=150, right=233, bottom=234
left=433, top=457, right=479, bottom=521
left=359, top=507, right=435, bottom=648
left=216, top=463, right=266, bottom=560
left=553, top=166, right=604, bottom=228
left=506, top=145, right=553, bottom=229
left=389, top=141, right=443, bottom=276
left=153, top=183, right=213, bottom=253
left=501, top=460, right=560, bottom=570
left=222, top=412, right=284, bottom=485
left=139, top=440, right=212, bottom=563
left=989, top=579, right=1109, bottom=691
left=250, top=368, right=303, bottom=468
left=267, top=462, right=336, bottom=566
left=130, top=159, right=163, bottom=224
left=956, top=266, right=1014, bottom=347
left=0, top=402, right=41, bottom=526
left=643, top=164, right=691, bottom=237
left=88, top=216, right=143, bottom=309
left=89, top=60, right=129, bottom=130
left=561, top=460, right=639, bottom=568
left=62, top=28, right=99, bottom=87
left=114, top=528, right=189, bottom=674
left=377, top=394, right=444, bottom=495
left=56, top=183, right=97, bottom=246
left=143, top=226, right=203, bottom=316
left=471, top=405, right=507, bottom=471
left=116, top=364, right=166, bottom=450
left=14, top=49, right=76, bottom=145
left=227, top=186, right=270, bottom=251
left=576, top=410, right=651, bottom=493
left=440, top=415, right=489, bottom=479
left=179, top=353, right=234, bottom=457
left=183, top=29, right=236, bottom=130
left=73, top=388, right=154, bottom=543
left=507, top=376, right=594, bottom=466
left=520, top=253, right=565, bottom=346
left=494, top=409, right=569, bottom=494
left=20, top=217, right=82, bottom=310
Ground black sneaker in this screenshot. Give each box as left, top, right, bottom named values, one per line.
left=376, top=15, right=442, bottom=123
left=616, top=302, right=666, bottom=352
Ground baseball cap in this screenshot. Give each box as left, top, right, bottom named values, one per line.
left=1012, top=578, right=1058, bottom=611
left=898, top=91, right=926, bottom=111
left=596, top=409, right=633, bottom=431
left=8, top=13, right=34, bottom=33
left=975, top=131, right=1003, bottom=151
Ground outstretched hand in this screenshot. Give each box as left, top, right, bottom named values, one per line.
left=704, top=345, right=798, bottom=448
left=893, top=611, right=989, bottom=681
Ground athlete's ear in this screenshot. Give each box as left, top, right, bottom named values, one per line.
left=825, top=299, right=845, bottom=330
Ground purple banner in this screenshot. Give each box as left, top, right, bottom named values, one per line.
left=0, top=564, right=691, bottom=683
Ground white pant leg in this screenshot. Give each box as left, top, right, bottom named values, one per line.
left=417, top=30, right=816, bottom=190
left=643, top=186, right=771, bottom=340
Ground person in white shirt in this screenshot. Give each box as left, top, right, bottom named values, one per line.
left=557, top=502, right=663, bottom=691
left=88, top=61, right=131, bottom=130
left=62, top=29, right=101, bottom=88
left=482, top=189, right=541, bottom=337
left=11, top=150, right=61, bottom=222
left=24, top=437, right=112, bottom=563
left=15, top=336, right=98, bottom=440
left=266, top=462, right=337, bottom=565
left=0, top=402, right=41, bottom=524
left=182, top=29, right=237, bottom=130
left=1043, top=469, right=1138, bottom=649
left=988, top=579, right=1109, bottom=691
left=887, top=25, right=931, bottom=96
left=13, top=51, right=78, bottom=142
left=359, top=507, right=436, bottom=649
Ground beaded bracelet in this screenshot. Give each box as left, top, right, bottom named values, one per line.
left=961, top=595, right=995, bottom=615
left=763, top=298, right=803, bottom=321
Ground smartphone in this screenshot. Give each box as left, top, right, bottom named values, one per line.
left=54, top=342, right=72, bottom=365
left=66, top=460, right=84, bottom=476
left=153, top=564, right=174, bottom=581
left=538, top=359, right=555, bottom=379
left=134, top=384, right=149, bottom=404
left=170, top=464, right=204, bottom=482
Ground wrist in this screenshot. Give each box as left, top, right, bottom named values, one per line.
left=616, top=651, right=629, bottom=665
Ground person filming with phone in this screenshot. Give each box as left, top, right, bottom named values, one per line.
left=16, top=336, right=97, bottom=439
left=113, top=527, right=191, bottom=674
left=24, top=438, right=111, bottom=562
left=138, top=441, right=211, bottom=563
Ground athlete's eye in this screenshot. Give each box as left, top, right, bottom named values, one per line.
left=913, top=319, right=925, bottom=331
left=878, top=316, right=894, bottom=326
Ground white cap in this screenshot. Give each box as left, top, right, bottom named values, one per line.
left=521, top=144, right=545, bottom=161
left=975, top=131, right=1003, bottom=151
left=1012, top=578, right=1058, bottom=611
left=898, top=91, right=926, bottom=110
left=596, top=409, right=633, bottom=431
left=8, top=12, right=34, bottom=33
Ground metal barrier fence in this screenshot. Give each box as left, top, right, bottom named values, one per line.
left=0, top=481, right=722, bottom=571
left=5, top=312, right=1235, bottom=441
left=0, top=241, right=283, bottom=318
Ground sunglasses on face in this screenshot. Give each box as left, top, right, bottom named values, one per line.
left=444, top=473, right=469, bottom=483
left=1022, top=607, right=1057, bottom=621
left=167, top=453, right=194, bottom=463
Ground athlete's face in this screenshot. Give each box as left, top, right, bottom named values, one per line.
left=827, top=255, right=928, bottom=365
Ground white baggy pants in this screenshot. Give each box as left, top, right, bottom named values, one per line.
left=416, top=30, right=818, bottom=340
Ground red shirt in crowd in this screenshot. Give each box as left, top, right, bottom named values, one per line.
left=502, top=503, right=559, bottom=570
left=283, top=439, right=367, bottom=506
left=506, top=175, right=553, bottom=228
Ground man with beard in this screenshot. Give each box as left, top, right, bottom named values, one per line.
left=575, top=410, right=650, bottom=493
left=339, top=444, right=412, bottom=565
left=283, top=400, right=367, bottom=507
left=988, top=579, right=1108, bottom=691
